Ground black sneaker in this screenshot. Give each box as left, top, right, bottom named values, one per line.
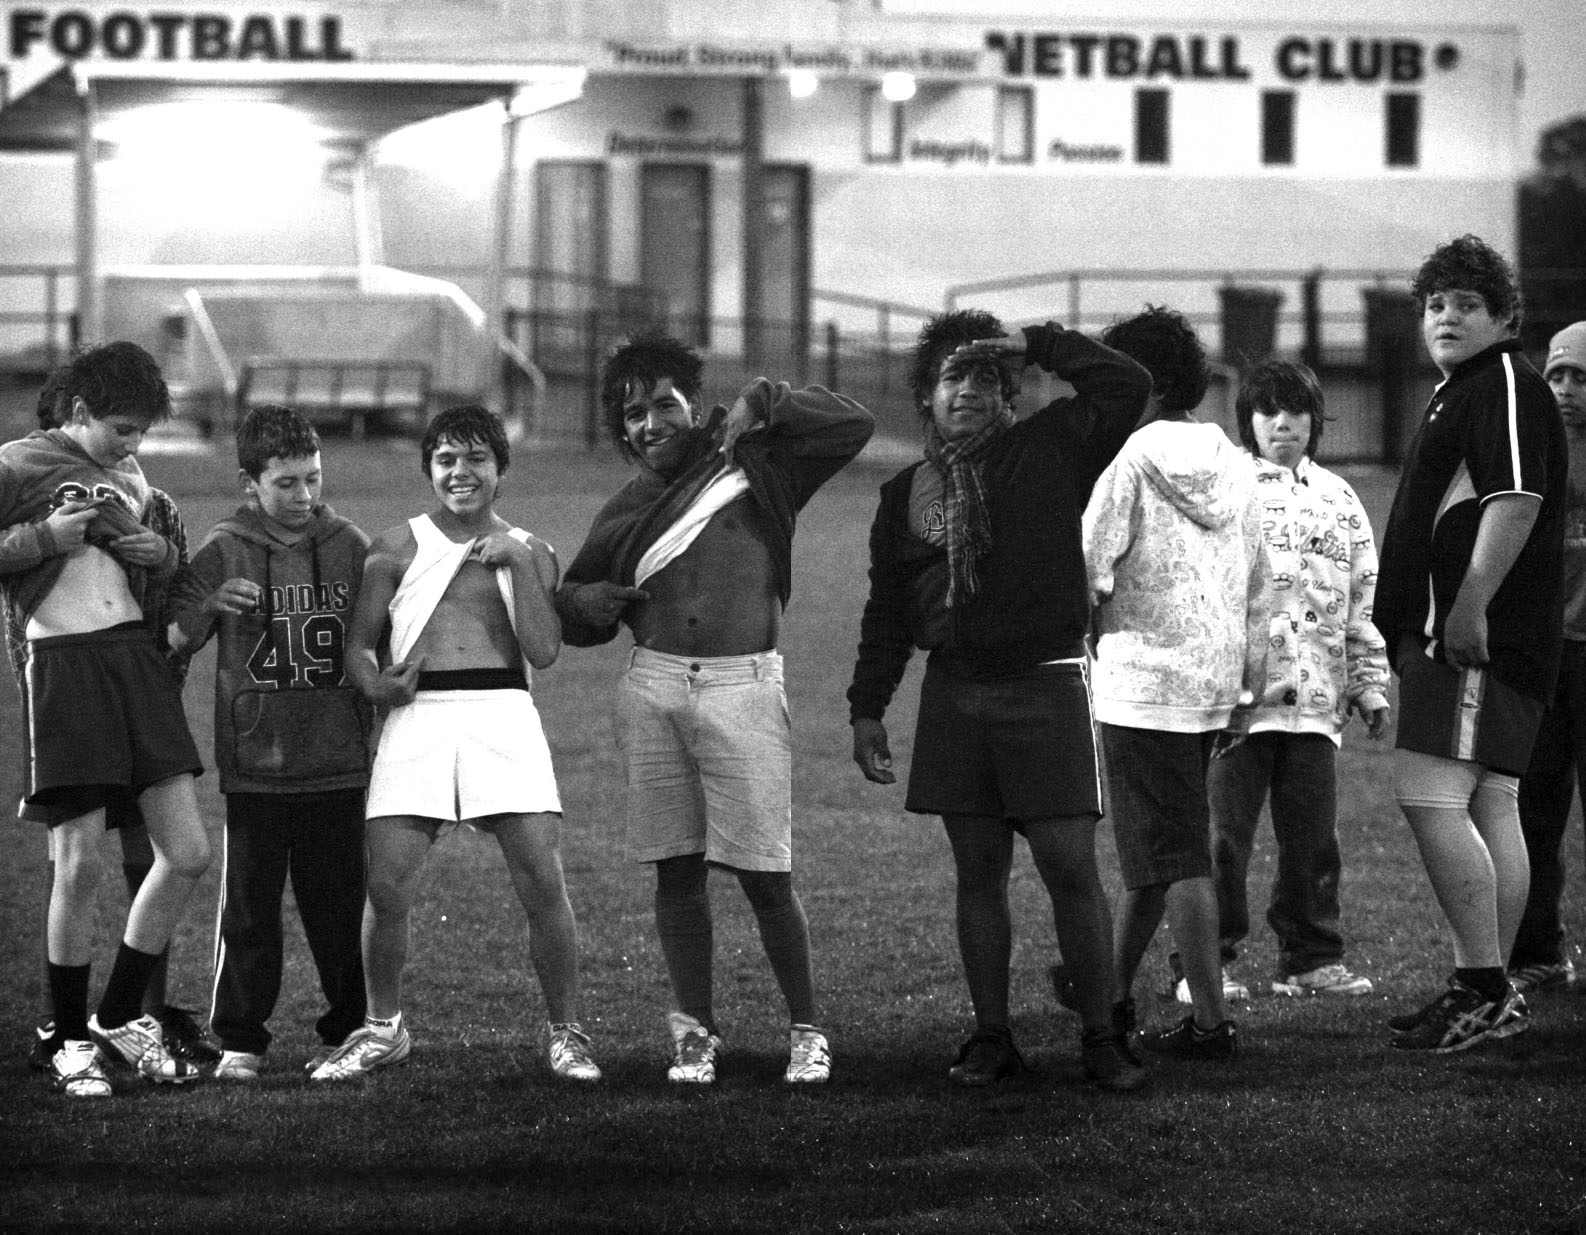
left=947, top=1027, right=1027, bottom=1087
left=1390, top=979, right=1522, bottom=1053
left=1081, top=1028, right=1148, bottom=1092
left=155, top=1007, right=221, bottom=1067
left=27, top=1019, right=59, bottom=1072
left=1141, top=1014, right=1238, bottom=1059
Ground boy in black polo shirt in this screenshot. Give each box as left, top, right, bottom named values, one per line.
left=1374, top=235, right=1567, bottom=1053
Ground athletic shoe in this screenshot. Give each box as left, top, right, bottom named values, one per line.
left=213, top=1050, right=265, bottom=1082
left=1174, top=967, right=1250, bottom=1005
left=304, top=1041, right=342, bottom=1076
left=308, top=1023, right=412, bottom=1082
left=88, top=1013, right=204, bottom=1084
left=28, top=1019, right=58, bottom=1072
left=155, top=1006, right=221, bottom=1067
left=1389, top=979, right=1518, bottom=1053
left=1141, top=1015, right=1238, bottom=1059
left=1508, top=959, right=1576, bottom=993
left=947, top=1027, right=1027, bottom=1087
left=785, top=1025, right=831, bottom=1084
left=50, top=1040, right=112, bottom=1099
left=1484, top=985, right=1532, bottom=1042
left=1080, top=1028, right=1148, bottom=1092
left=666, top=1012, right=722, bottom=1084
left=546, top=1022, right=602, bottom=1082
left=1271, top=963, right=1374, bottom=998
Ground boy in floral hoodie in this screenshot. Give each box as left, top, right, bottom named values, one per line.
left=1082, top=306, right=1270, bottom=1060
left=1208, top=359, right=1389, bottom=1002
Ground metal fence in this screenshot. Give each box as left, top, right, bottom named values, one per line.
left=7, top=262, right=1584, bottom=462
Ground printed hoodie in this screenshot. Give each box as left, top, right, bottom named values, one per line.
left=1243, top=455, right=1389, bottom=744
left=169, top=502, right=372, bottom=795
left=1083, top=419, right=1271, bottom=733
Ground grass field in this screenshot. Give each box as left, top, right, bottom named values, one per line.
left=1, top=426, right=1584, bottom=1233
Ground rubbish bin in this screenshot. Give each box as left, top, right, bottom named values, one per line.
left=1361, top=286, right=1421, bottom=461
left=1219, top=286, right=1284, bottom=367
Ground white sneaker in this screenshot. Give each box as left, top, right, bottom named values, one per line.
left=89, top=1013, right=203, bottom=1084
left=309, top=1020, right=412, bottom=1083
left=666, top=1011, right=722, bottom=1084
left=214, top=1050, right=265, bottom=1082
left=1272, top=963, right=1374, bottom=997
left=785, top=1025, right=831, bottom=1084
left=547, top=1022, right=602, bottom=1082
left=51, top=1040, right=112, bottom=1098
left=1174, top=967, right=1250, bottom=1005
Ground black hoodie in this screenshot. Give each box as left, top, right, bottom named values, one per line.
left=170, top=502, right=373, bottom=795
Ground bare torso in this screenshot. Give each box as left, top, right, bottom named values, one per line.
left=401, top=520, right=521, bottom=671
left=629, top=495, right=781, bottom=656
left=26, top=545, right=141, bottom=638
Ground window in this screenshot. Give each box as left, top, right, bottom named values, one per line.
left=1386, top=92, right=1420, bottom=167
left=1261, top=91, right=1295, bottom=166
left=995, top=85, right=1034, bottom=164
left=1135, top=88, right=1169, bottom=165
left=864, top=87, right=902, bottom=163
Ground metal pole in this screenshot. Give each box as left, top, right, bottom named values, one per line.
left=741, top=76, right=765, bottom=377
left=74, top=77, right=100, bottom=346
left=485, top=109, right=520, bottom=418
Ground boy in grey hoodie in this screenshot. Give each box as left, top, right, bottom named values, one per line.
left=1082, top=307, right=1270, bottom=1060
left=169, top=405, right=372, bottom=1081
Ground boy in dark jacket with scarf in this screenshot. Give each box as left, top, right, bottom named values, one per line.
left=169, top=405, right=373, bottom=1081
left=555, top=331, right=872, bottom=1086
left=847, top=310, right=1150, bottom=1091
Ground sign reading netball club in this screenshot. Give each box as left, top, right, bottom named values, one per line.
left=7, top=8, right=355, bottom=61
left=986, top=30, right=1446, bottom=86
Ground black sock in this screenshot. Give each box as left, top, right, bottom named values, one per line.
left=48, top=963, right=91, bottom=1042
left=96, top=942, right=162, bottom=1029
left=1455, top=966, right=1508, bottom=1003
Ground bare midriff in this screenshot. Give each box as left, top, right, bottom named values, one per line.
left=26, top=546, right=142, bottom=638
left=629, top=497, right=780, bottom=657
left=408, top=557, right=521, bottom=670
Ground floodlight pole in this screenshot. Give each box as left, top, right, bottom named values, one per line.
left=74, top=75, right=101, bottom=346
left=741, top=75, right=765, bottom=377
left=485, top=108, right=520, bottom=419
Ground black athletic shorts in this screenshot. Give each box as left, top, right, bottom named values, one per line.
left=19, top=623, right=203, bottom=826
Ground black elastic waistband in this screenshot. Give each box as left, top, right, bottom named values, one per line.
left=417, top=668, right=528, bottom=692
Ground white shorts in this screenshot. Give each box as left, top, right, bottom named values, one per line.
left=366, top=688, right=561, bottom=823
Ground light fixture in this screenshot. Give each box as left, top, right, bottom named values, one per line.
left=787, top=70, right=819, bottom=100
left=880, top=71, right=916, bottom=102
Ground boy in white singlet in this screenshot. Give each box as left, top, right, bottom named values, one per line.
left=310, top=405, right=598, bottom=1084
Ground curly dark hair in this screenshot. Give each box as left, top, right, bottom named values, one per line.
left=421, top=405, right=510, bottom=477
left=61, top=341, right=171, bottom=424
left=600, top=331, right=705, bottom=462
left=1410, top=234, right=1522, bottom=332
left=1100, top=305, right=1209, bottom=416
left=909, top=309, right=1015, bottom=420
left=1235, top=359, right=1328, bottom=460
left=236, top=404, right=321, bottom=478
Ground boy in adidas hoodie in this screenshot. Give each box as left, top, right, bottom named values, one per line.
left=168, top=405, right=372, bottom=1081
left=1082, top=307, right=1271, bottom=1060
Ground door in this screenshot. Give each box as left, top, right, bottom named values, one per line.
left=641, top=163, right=711, bottom=345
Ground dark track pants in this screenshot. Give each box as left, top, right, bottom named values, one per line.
left=210, top=790, right=367, bottom=1055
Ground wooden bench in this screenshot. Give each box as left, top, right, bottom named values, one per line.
left=238, top=359, right=431, bottom=437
